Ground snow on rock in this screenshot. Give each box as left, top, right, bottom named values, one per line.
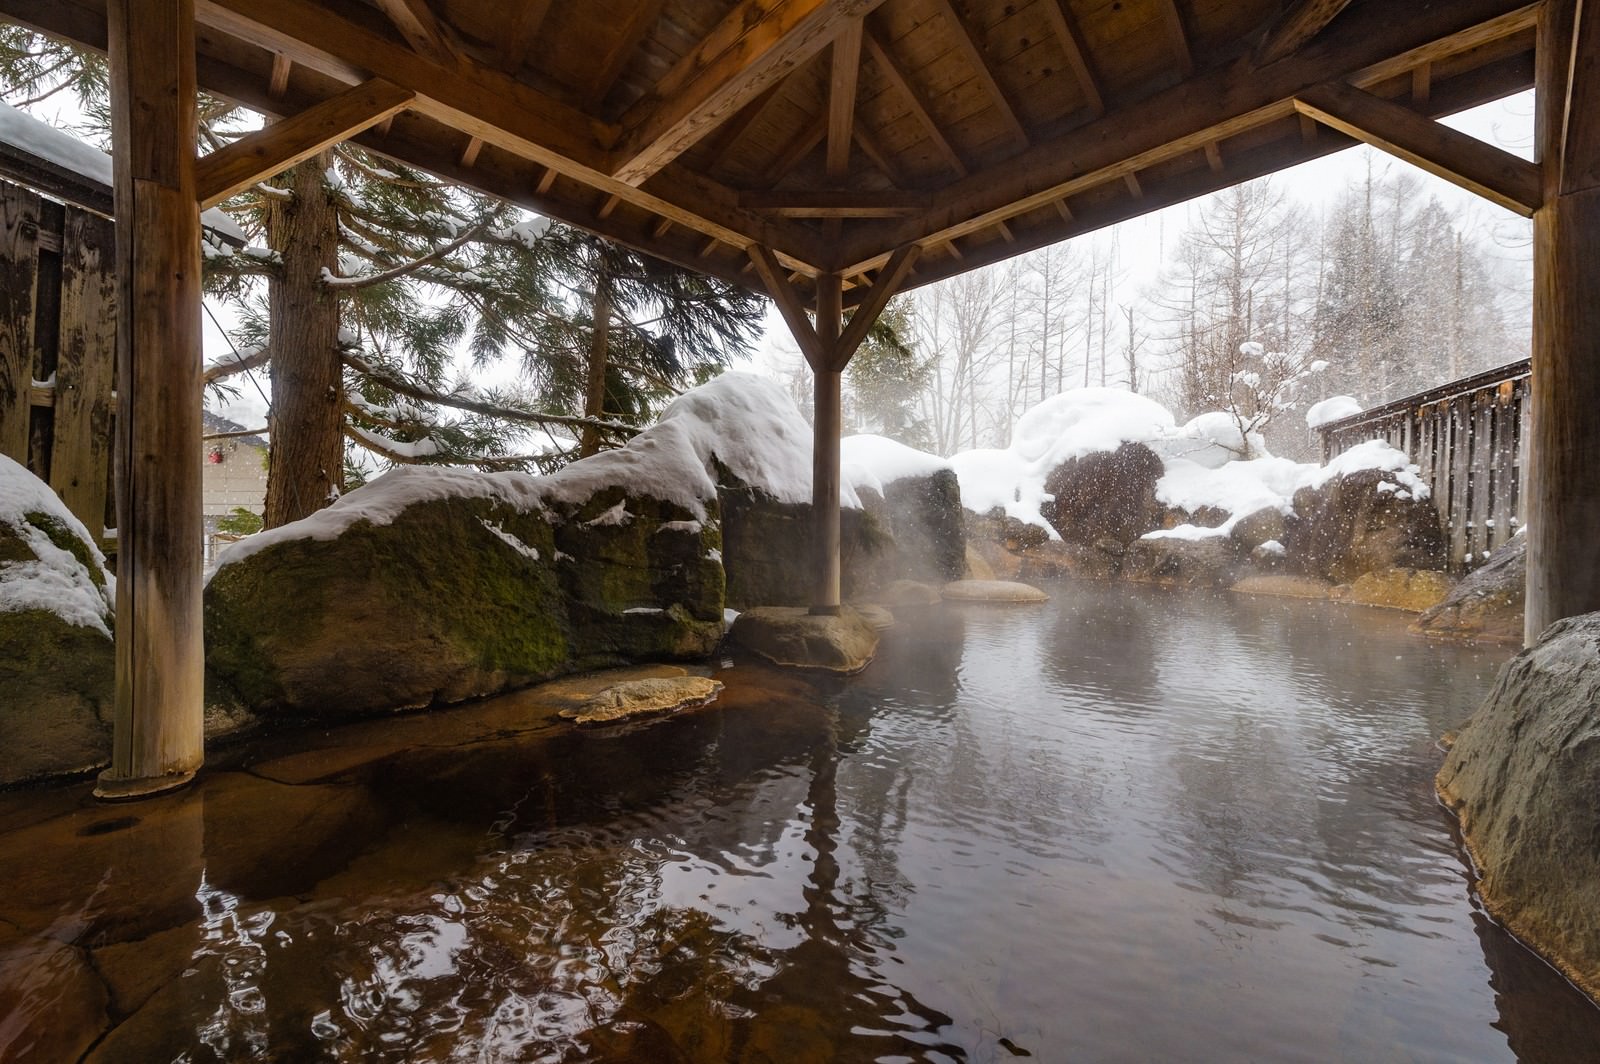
left=1305, top=395, right=1363, bottom=430
left=842, top=434, right=950, bottom=496
left=948, top=447, right=1042, bottom=526
left=1011, top=388, right=1176, bottom=469
left=214, top=372, right=848, bottom=571
left=0, top=454, right=114, bottom=636
left=1152, top=412, right=1265, bottom=469
left=1306, top=438, right=1429, bottom=498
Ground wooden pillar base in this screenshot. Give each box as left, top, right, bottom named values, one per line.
left=94, top=765, right=197, bottom=801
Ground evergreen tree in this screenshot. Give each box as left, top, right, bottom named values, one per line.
left=844, top=298, right=933, bottom=450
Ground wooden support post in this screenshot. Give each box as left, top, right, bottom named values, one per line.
left=97, top=0, right=205, bottom=798
left=1526, top=0, right=1600, bottom=642
left=812, top=271, right=843, bottom=616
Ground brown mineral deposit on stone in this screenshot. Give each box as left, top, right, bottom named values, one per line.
left=940, top=579, right=1049, bottom=603
left=730, top=607, right=881, bottom=673
left=561, top=676, right=724, bottom=724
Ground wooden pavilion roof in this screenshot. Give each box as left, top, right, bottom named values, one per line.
left=2, top=0, right=1539, bottom=306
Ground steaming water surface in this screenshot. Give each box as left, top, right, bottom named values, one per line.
left=3, top=579, right=1599, bottom=1061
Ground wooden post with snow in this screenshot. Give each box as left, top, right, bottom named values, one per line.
left=748, top=245, right=920, bottom=615
left=96, top=0, right=206, bottom=798
left=1526, top=0, right=1600, bottom=643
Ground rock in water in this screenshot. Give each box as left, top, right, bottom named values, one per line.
left=1286, top=468, right=1446, bottom=582
left=1336, top=567, right=1453, bottom=612
left=940, top=580, right=1049, bottom=603
left=0, top=455, right=115, bottom=786
left=561, top=676, right=724, bottom=725
left=1437, top=613, right=1600, bottom=1003
left=1412, top=534, right=1526, bottom=644
left=730, top=607, right=880, bottom=672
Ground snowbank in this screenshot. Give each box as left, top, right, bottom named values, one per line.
left=1306, top=395, right=1363, bottom=429
left=0, top=454, right=114, bottom=635
left=842, top=434, right=950, bottom=497
left=214, top=372, right=855, bottom=571
left=949, top=386, right=1427, bottom=543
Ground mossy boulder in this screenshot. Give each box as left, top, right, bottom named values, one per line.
left=0, top=456, right=116, bottom=786
left=1285, top=468, right=1446, bottom=583
left=206, top=495, right=570, bottom=716
left=850, top=469, right=966, bottom=592
left=1041, top=442, right=1166, bottom=546
left=1412, top=534, right=1525, bottom=644
left=1123, top=534, right=1243, bottom=589
left=1437, top=612, right=1600, bottom=1003
left=718, top=480, right=890, bottom=609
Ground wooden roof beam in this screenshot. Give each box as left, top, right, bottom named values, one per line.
left=827, top=20, right=864, bottom=179
left=614, top=0, right=887, bottom=186
left=1255, top=0, right=1355, bottom=67
left=1041, top=0, right=1104, bottom=116
left=371, top=0, right=456, bottom=66
left=851, top=123, right=903, bottom=185
left=832, top=0, right=1539, bottom=274
left=929, top=0, right=1028, bottom=149
left=740, top=189, right=927, bottom=215
left=749, top=244, right=828, bottom=369
left=196, top=77, right=415, bottom=207
left=1294, top=80, right=1542, bottom=215
left=863, top=25, right=969, bottom=176
left=835, top=243, right=918, bottom=368
left=500, top=0, right=554, bottom=74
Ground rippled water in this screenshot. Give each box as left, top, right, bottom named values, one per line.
left=3, top=580, right=1599, bottom=1062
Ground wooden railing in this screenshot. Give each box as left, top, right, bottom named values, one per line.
left=1318, top=358, right=1531, bottom=572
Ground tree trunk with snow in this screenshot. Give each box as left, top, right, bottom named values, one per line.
left=579, top=266, right=613, bottom=458
left=263, top=153, right=343, bottom=528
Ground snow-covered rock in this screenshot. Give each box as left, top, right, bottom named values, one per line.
left=843, top=435, right=965, bottom=595
left=0, top=455, right=115, bottom=785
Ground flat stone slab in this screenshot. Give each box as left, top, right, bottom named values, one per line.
left=940, top=579, right=1049, bottom=603
left=730, top=607, right=880, bottom=673
left=560, top=676, right=724, bottom=725
left=875, top=579, right=943, bottom=607
left=1230, top=575, right=1336, bottom=600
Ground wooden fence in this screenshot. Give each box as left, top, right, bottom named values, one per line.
left=1318, top=358, right=1531, bottom=572
left=0, top=179, right=117, bottom=544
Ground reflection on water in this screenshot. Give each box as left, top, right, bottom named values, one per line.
left=2, top=580, right=1598, bottom=1062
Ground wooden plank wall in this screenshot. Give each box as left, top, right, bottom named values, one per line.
left=0, top=179, right=117, bottom=545
left=1321, top=361, right=1531, bottom=572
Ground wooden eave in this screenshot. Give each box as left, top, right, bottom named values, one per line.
left=0, top=0, right=1538, bottom=305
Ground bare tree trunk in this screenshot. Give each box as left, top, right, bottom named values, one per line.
left=579, top=265, right=613, bottom=457
left=263, top=153, right=343, bottom=529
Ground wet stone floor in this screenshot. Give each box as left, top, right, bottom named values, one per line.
left=2, top=580, right=1600, bottom=1062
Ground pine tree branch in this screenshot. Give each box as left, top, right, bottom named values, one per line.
left=322, top=226, right=483, bottom=291
left=343, top=424, right=563, bottom=470
left=343, top=350, right=633, bottom=434
left=203, top=344, right=273, bottom=383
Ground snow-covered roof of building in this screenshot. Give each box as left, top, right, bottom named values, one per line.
left=203, top=410, right=268, bottom=450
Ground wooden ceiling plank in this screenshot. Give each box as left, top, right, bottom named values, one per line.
left=1040, top=0, right=1104, bottom=116
left=597, top=192, right=622, bottom=218
left=740, top=188, right=927, bottom=214
left=702, top=79, right=789, bottom=170
left=371, top=0, right=455, bottom=65
left=749, top=244, right=828, bottom=369
left=1156, top=0, right=1194, bottom=78
left=834, top=0, right=1539, bottom=273
left=863, top=25, right=969, bottom=176
left=760, top=108, right=828, bottom=185
left=827, top=20, right=864, bottom=179
left=1255, top=0, right=1356, bottom=67
left=1294, top=80, right=1542, bottom=215
left=586, top=0, right=666, bottom=101
left=928, top=0, right=1029, bottom=148
left=614, top=0, right=887, bottom=186
left=499, top=0, right=554, bottom=74
left=851, top=123, right=903, bottom=185
left=1412, top=62, right=1432, bottom=103
left=834, top=242, right=919, bottom=368
left=196, top=77, right=415, bottom=207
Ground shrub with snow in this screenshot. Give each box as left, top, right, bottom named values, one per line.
left=1306, top=395, right=1364, bottom=430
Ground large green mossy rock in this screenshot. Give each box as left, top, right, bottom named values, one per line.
left=1437, top=612, right=1600, bottom=1003
left=207, top=495, right=569, bottom=716
left=719, top=480, right=887, bottom=609
left=0, top=456, right=116, bottom=785
left=206, top=485, right=723, bottom=718
left=851, top=469, right=967, bottom=592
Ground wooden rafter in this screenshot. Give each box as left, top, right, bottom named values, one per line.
left=499, top=0, right=554, bottom=74
left=749, top=244, right=827, bottom=369
left=371, top=0, right=454, bottom=65
left=268, top=51, right=290, bottom=97
left=1040, top=0, right=1104, bottom=116
left=827, top=20, right=863, bottom=180
left=1294, top=81, right=1543, bottom=215
left=1255, top=0, right=1356, bottom=67
left=863, top=25, right=968, bottom=176
left=1156, top=0, right=1194, bottom=77
left=760, top=109, right=828, bottom=185
left=459, top=135, right=482, bottom=167
left=1559, top=0, right=1600, bottom=195
left=1204, top=141, right=1224, bottom=172
left=833, top=0, right=1540, bottom=274
left=851, top=123, right=903, bottom=185
left=586, top=0, right=664, bottom=102
left=195, top=77, right=415, bottom=207
left=928, top=0, right=1028, bottom=148
left=614, top=0, right=885, bottom=185
left=740, top=189, right=926, bottom=215
left=834, top=243, right=918, bottom=368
